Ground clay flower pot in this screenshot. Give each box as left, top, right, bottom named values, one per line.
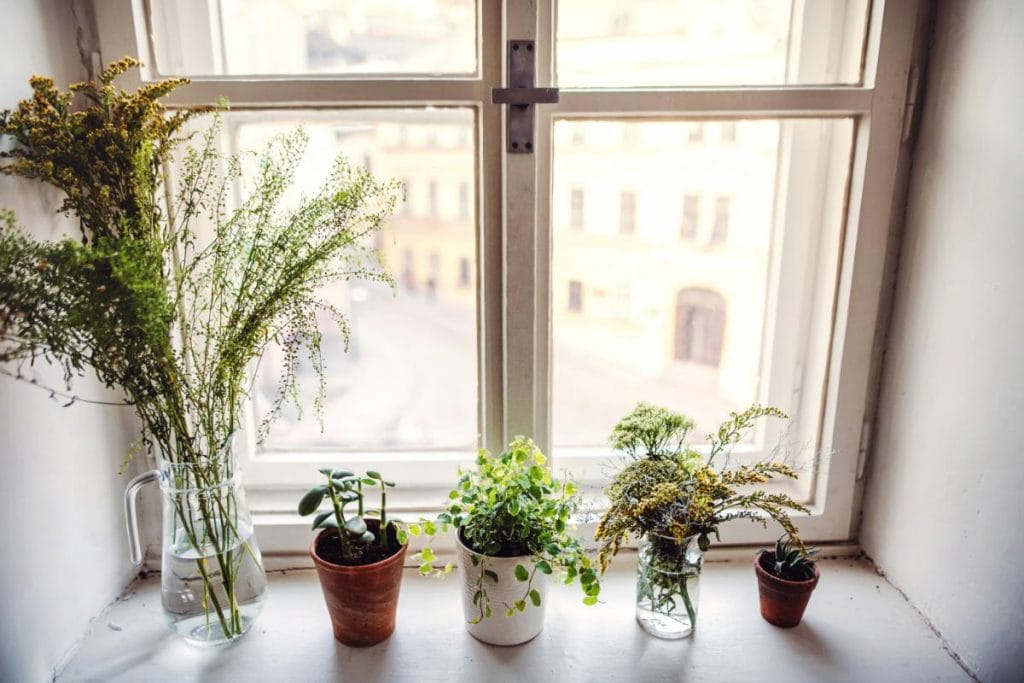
left=310, top=520, right=408, bottom=646
left=754, top=550, right=819, bottom=628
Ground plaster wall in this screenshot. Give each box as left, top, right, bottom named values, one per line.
left=861, top=2, right=1024, bottom=682
left=0, top=1, right=142, bottom=680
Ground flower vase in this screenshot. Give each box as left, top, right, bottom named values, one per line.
left=635, top=534, right=703, bottom=639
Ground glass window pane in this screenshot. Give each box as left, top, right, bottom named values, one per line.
left=225, top=109, right=477, bottom=452
left=551, top=118, right=854, bottom=457
left=556, top=0, right=869, bottom=87
left=150, top=0, right=477, bottom=76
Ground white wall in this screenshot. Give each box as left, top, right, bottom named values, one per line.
left=861, top=2, right=1024, bottom=682
left=0, top=1, right=143, bottom=681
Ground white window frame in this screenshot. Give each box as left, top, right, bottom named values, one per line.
left=92, top=0, right=926, bottom=555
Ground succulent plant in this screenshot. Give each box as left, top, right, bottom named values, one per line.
left=768, top=535, right=819, bottom=581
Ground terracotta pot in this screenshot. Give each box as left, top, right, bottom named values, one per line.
left=310, top=520, right=408, bottom=646
left=754, top=550, right=819, bottom=628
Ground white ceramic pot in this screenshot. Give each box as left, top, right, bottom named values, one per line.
left=455, top=533, right=547, bottom=646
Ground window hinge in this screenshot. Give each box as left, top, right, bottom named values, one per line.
left=491, top=40, right=559, bottom=154
left=900, top=65, right=922, bottom=143
left=856, top=418, right=873, bottom=480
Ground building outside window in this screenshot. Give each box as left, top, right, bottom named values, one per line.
left=568, top=280, right=583, bottom=312
left=619, top=191, right=636, bottom=235
left=570, top=188, right=584, bottom=230
left=681, top=194, right=699, bottom=239
left=711, top=196, right=730, bottom=245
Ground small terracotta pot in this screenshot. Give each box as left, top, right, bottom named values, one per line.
left=310, top=520, right=408, bottom=646
left=754, top=550, right=819, bottom=628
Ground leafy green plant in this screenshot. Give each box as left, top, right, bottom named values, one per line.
left=764, top=535, right=819, bottom=582
left=0, top=60, right=399, bottom=638
left=408, top=437, right=600, bottom=621
left=298, top=469, right=402, bottom=563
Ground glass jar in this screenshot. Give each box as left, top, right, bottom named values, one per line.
left=635, top=533, right=703, bottom=639
left=126, top=453, right=267, bottom=646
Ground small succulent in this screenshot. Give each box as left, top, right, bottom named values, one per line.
left=769, top=535, right=819, bottom=581
left=298, top=468, right=398, bottom=561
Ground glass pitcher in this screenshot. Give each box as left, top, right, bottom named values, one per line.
left=125, top=453, right=268, bottom=646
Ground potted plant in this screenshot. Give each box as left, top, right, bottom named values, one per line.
left=411, top=437, right=600, bottom=645
left=298, top=469, right=407, bottom=646
left=595, top=402, right=810, bottom=639
left=754, top=535, right=820, bottom=628
left=0, top=60, right=399, bottom=644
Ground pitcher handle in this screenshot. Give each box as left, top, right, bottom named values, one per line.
left=124, top=469, right=159, bottom=566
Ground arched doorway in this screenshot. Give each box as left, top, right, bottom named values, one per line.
left=674, top=288, right=726, bottom=366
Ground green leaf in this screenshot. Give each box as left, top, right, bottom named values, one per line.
left=318, top=467, right=333, bottom=476
left=297, top=485, right=327, bottom=515
left=366, top=470, right=382, bottom=479
left=528, top=589, right=541, bottom=607
left=357, top=530, right=375, bottom=544
left=320, top=516, right=340, bottom=529
left=331, top=469, right=354, bottom=479
left=423, top=521, right=437, bottom=536
left=698, top=533, right=711, bottom=552
left=484, top=569, right=499, bottom=583
left=583, top=595, right=598, bottom=606
left=448, top=490, right=460, bottom=500
left=311, top=510, right=333, bottom=530
left=514, top=600, right=526, bottom=612
left=420, top=547, right=436, bottom=563
left=408, top=524, right=422, bottom=536
left=397, top=529, right=408, bottom=545
left=514, top=564, right=529, bottom=581
left=473, top=590, right=482, bottom=606
left=361, top=478, right=377, bottom=486
left=384, top=480, right=396, bottom=487
left=580, top=569, right=597, bottom=585
left=535, top=560, right=552, bottom=575
left=339, top=490, right=360, bottom=503
left=585, top=583, right=601, bottom=597
left=345, top=516, right=367, bottom=535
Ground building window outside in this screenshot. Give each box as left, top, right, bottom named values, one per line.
left=570, top=188, right=584, bottom=230
left=720, top=121, right=737, bottom=142
left=428, top=179, right=439, bottom=217
left=458, top=181, right=470, bottom=221
left=619, top=191, right=636, bottom=235
left=681, top=194, right=699, bottom=239
left=402, top=248, right=416, bottom=291
left=688, top=123, right=704, bottom=143
left=427, top=252, right=440, bottom=298
left=712, top=196, right=730, bottom=244
left=568, top=280, right=583, bottom=312
left=674, top=288, right=726, bottom=366
left=458, top=257, right=470, bottom=288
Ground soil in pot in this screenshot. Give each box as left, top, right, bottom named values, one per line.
left=754, top=550, right=819, bottom=628
left=311, top=519, right=408, bottom=647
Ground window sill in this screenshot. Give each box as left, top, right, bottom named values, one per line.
left=58, top=557, right=969, bottom=682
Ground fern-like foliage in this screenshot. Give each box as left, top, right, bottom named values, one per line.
left=0, top=60, right=399, bottom=477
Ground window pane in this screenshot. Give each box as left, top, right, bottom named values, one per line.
left=556, top=0, right=869, bottom=87
left=551, top=118, right=854, bottom=452
left=150, top=0, right=477, bottom=76
left=228, top=110, right=477, bottom=452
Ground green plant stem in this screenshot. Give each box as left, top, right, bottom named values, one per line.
left=326, top=478, right=351, bottom=560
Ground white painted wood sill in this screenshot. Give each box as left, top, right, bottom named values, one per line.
left=58, top=557, right=971, bottom=682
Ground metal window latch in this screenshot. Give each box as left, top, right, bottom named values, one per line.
left=491, top=40, right=559, bottom=154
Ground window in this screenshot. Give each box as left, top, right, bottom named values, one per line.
left=619, top=191, right=636, bottom=235
left=568, top=281, right=584, bottom=312
left=428, top=179, right=439, bottom=217
left=570, top=188, right=584, bottom=230
left=675, top=289, right=726, bottom=366
left=95, top=0, right=926, bottom=549
left=458, top=181, right=470, bottom=221
left=681, top=195, right=700, bottom=239
left=712, top=196, right=730, bottom=245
